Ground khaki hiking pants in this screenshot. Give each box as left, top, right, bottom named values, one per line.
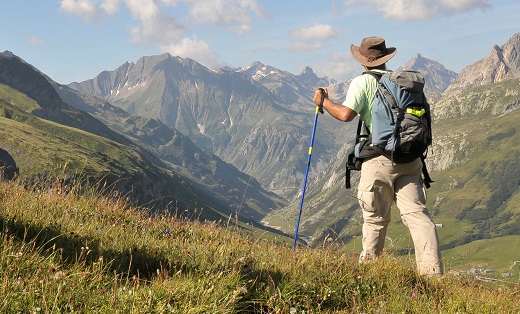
left=357, top=155, right=443, bottom=276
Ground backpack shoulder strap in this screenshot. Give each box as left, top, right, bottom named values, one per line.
left=354, top=71, right=383, bottom=139
left=363, top=71, right=383, bottom=81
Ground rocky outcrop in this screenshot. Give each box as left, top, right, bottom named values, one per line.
left=0, top=148, right=18, bottom=181
left=445, top=32, right=520, bottom=94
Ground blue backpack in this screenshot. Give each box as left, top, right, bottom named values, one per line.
left=346, top=70, right=433, bottom=188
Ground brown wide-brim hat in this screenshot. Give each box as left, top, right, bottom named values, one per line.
left=350, top=36, right=397, bottom=67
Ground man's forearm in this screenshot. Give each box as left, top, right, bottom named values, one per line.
left=322, top=98, right=357, bottom=122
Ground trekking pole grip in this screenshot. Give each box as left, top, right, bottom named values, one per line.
left=318, top=88, right=325, bottom=114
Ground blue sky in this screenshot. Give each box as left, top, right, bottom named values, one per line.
left=2, top=0, right=518, bottom=85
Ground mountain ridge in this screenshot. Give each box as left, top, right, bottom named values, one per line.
left=445, top=32, right=520, bottom=93
left=68, top=53, right=349, bottom=198
left=66, top=51, right=457, bottom=199
left=398, top=53, right=458, bottom=94
left=0, top=52, right=132, bottom=146
left=54, top=80, right=286, bottom=221
left=0, top=53, right=285, bottom=227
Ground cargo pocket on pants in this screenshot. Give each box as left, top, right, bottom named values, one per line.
left=357, top=183, right=376, bottom=212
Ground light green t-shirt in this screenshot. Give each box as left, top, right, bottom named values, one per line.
left=342, top=69, right=390, bottom=132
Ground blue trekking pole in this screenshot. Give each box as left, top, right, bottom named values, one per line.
left=293, top=88, right=325, bottom=250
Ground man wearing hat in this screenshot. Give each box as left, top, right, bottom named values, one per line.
left=313, top=36, right=443, bottom=276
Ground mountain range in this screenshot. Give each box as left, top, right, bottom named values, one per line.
left=0, top=51, right=284, bottom=227
left=1, top=32, right=519, bottom=268
left=67, top=53, right=351, bottom=198
left=54, top=80, right=285, bottom=222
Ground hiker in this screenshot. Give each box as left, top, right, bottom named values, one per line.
left=312, top=36, right=443, bottom=276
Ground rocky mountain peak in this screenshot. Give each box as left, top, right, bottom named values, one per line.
left=0, top=53, right=62, bottom=109
left=240, top=61, right=281, bottom=80
left=502, top=32, right=520, bottom=69
left=1, top=50, right=16, bottom=58
left=398, top=53, right=457, bottom=94
left=445, top=32, right=520, bottom=93
left=300, top=66, right=314, bottom=75
left=297, top=66, right=319, bottom=82
left=408, top=53, right=426, bottom=66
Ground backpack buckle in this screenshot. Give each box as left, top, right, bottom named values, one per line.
left=406, top=107, right=426, bottom=117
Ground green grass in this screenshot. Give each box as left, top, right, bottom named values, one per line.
left=442, top=236, right=520, bottom=274
left=1, top=179, right=518, bottom=313
left=0, top=84, right=41, bottom=112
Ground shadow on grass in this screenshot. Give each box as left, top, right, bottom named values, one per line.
left=0, top=214, right=287, bottom=285
left=1, top=214, right=181, bottom=280
left=1, top=213, right=296, bottom=312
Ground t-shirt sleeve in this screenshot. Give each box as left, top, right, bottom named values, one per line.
left=341, top=75, right=369, bottom=117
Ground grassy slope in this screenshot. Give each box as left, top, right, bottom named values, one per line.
left=0, top=84, right=228, bottom=221
left=0, top=84, right=147, bottom=175
left=1, top=180, right=518, bottom=313
left=442, top=235, right=520, bottom=273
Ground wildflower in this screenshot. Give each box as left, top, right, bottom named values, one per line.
left=51, top=271, right=67, bottom=280
left=235, top=286, right=247, bottom=295
left=412, top=284, right=419, bottom=300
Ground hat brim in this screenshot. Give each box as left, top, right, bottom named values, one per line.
left=350, top=45, right=397, bottom=67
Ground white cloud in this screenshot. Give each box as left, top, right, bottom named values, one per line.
left=26, top=36, right=45, bottom=46
left=58, top=0, right=266, bottom=67
left=343, top=0, right=491, bottom=21
left=59, top=0, right=121, bottom=19
left=439, top=0, right=491, bottom=13
left=59, top=0, right=99, bottom=20
left=160, top=0, right=178, bottom=5
left=161, top=38, right=220, bottom=69
left=313, top=51, right=360, bottom=82
left=179, top=0, right=264, bottom=34
left=100, top=0, right=121, bottom=15
left=125, top=0, right=158, bottom=20
left=291, top=23, right=341, bottom=51
left=125, top=0, right=186, bottom=45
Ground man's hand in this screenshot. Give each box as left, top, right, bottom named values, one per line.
left=312, top=87, right=357, bottom=122
left=313, top=88, right=328, bottom=106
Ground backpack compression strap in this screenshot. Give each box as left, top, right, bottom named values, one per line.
left=421, top=156, right=434, bottom=189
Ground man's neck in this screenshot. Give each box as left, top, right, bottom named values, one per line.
left=364, top=64, right=388, bottom=71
